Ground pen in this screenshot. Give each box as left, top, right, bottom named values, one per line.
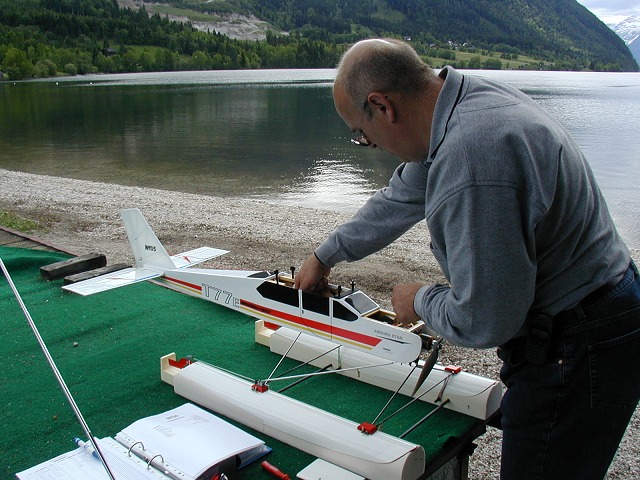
left=73, top=437, right=99, bottom=459
left=261, top=461, right=291, bottom=480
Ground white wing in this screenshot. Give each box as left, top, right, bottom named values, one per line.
left=170, top=247, right=228, bottom=268
left=62, top=267, right=164, bottom=296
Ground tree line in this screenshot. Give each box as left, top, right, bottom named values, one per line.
left=1, top=0, right=636, bottom=81
left=226, top=0, right=636, bottom=71
left=0, top=0, right=344, bottom=80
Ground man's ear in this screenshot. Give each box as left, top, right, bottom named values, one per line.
left=367, top=91, right=396, bottom=122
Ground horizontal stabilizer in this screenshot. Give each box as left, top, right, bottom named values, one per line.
left=170, top=247, right=228, bottom=268
left=62, top=267, right=164, bottom=296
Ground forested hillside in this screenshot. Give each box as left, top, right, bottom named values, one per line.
left=161, top=0, right=637, bottom=70
left=0, top=0, right=637, bottom=81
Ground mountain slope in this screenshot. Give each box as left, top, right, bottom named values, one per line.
left=154, top=0, right=638, bottom=70
left=2, top=0, right=638, bottom=77
left=612, top=14, right=640, bottom=44
left=630, top=42, right=640, bottom=63
left=611, top=14, right=640, bottom=63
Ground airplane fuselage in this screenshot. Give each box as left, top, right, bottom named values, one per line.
left=156, top=268, right=423, bottom=363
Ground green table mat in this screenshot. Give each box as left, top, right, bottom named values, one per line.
left=1, top=246, right=480, bottom=479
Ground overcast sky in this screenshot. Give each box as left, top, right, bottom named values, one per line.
left=577, top=0, right=640, bottom=24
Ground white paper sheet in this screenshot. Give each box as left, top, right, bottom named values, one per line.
left=115, top=403, right=265, bottom=478
left=16, top=438, right=167, bottom=480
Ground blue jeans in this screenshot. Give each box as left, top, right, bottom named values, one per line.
left=498, top=262, right=640, bottom=480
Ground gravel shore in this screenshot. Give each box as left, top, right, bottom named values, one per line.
left=1, top=168, right=637, bottom=479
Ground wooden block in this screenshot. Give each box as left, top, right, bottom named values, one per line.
left=40, top=253, right=107, bottom=280
left=63, top=263, right=132, bottom=285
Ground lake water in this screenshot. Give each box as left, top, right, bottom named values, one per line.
left=1, top=69, right=639, bottom=248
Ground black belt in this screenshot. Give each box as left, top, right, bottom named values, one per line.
left=506, top=261, right=638, bottom=366
left=556, top=260, right=638, bottom=325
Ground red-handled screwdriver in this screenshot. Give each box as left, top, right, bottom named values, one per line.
left=261, top=460, right=291, bottom=480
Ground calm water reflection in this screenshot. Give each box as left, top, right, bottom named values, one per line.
left=0, top=71, right=398, bottom=210
left=1, top=69, right=638, bottom=247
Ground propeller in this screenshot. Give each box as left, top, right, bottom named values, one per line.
left=411, top=336, right=444, bottom=397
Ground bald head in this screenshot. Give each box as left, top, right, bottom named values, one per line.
left=334, top=38, right=437, bottom=113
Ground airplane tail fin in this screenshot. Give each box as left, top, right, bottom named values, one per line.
left=121, top=208, right=177, bottom=270
left=63, top=209, right=228, bottom=296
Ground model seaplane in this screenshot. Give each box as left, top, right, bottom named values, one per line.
left=63, top=208, right=426, bottom=364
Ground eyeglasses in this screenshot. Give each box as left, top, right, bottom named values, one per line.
left=351, top=129, right=372, bottom=147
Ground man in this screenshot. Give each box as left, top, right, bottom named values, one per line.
left=294, top=38, right=640, bottom=479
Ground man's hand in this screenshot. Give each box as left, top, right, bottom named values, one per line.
left=295, top=253, right=332, bottom=293
left=392, top=282, right=426, bottom=326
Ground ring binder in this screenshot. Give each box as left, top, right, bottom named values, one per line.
left=148, top=454, right=164, bottom=469
left=18, top=403, right=270, bottom=480
left=128, top=441, right=145, bottom=456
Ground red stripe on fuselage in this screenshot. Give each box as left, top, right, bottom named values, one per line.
left=164, top=276, right=202, bottom=292
left=240, top=299, right=381, bottom=348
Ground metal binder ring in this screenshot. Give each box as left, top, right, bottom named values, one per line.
left=127, top=441, right=145, bottom=456
left=147, top=454, right=164, bottom=469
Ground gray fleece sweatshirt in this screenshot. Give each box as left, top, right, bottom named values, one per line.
left=315, top=67, right=630, bottom=348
